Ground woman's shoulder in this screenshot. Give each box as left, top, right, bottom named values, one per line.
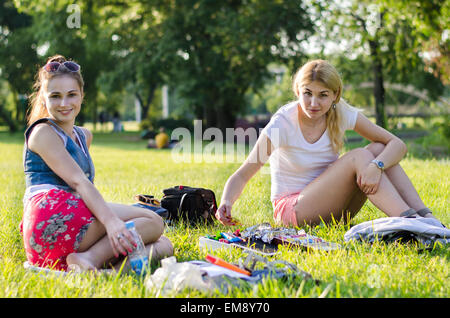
left=76, top=126, right=91, bottom=138
left=338, top=100, right=362, bottom=130
left=77, top=126, right=93, bottom=146
left=28, top=122, right=56, bottom=139
left=263, top=101, right=298, bottom=146
left=269, top=101, right=298, bottom=126
left=274, top=100, right=298, bottom=116
left=27, top=123, right=64, bottom=151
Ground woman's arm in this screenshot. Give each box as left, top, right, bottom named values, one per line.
left=355, top=113, right=407, bottom=169
left=353, top=112, right=408, bottom=194
left=28, top=125, right=134, bottom=257
left=216, top=133, right=273, bottom=225
left=354, top=113, right=407, bottom=167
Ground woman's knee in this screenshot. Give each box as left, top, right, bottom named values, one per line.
left=146, top=213, right=165, bottom=238
left=365, top=142, right=385, bottom=157
left=342, top=147, right=375, bottom=166
left=135, top=214, right=165, bottom=243
left=148, top=236, right=173, bottom=262
left=157, top=236, right=174, bottom=257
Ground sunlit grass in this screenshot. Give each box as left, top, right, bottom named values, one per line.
left=0, top=131, right=448, bottom=298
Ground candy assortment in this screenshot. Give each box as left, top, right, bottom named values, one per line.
left=201, top=223, right=341, bottom=253
left=240, top=223, right=341, bottom=251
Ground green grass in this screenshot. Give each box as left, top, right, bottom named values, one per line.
left=0, top=131, right=448, bottom=298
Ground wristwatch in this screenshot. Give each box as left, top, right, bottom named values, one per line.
left=371, top=159, right=385, bottom=171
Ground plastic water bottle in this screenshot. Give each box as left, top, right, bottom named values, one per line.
left=125, top=221, right=149, bottom=275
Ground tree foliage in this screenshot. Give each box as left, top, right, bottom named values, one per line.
left=0, top=0, right=38, bottom=131
left=312, top=0, right=447, bottom=128
left=152, top=0, right=313, bottom=131
left=0, top=0, right=447, bottom=132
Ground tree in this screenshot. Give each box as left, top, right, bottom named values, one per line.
left=0, top=0, right=38, bottom=131
left=96, top=1, right=165, bottom=122
left=14, top=0, right=119, bottom=126
left=154, top=0, right=313, bottom=131
left=381, top=0, right=449, bottom=85
left=315, top=0, right=447, bottom=128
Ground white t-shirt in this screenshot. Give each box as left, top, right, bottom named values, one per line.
left=261, top=101, right=359, bottom=201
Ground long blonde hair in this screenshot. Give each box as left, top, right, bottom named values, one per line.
left=292, top=59, right=359, bottom=153
left=27, top=55, right=84, bottom=126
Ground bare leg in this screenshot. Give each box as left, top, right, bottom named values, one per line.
left=342, top=187, right=367, bottom=223
left=66, top=203, right=173, bottom=271
left=294, top=147, right=411, bottom=226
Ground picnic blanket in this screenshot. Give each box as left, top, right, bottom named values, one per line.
left=344, top=217, right=450, bottom=247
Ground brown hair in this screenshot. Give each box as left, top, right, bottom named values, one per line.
left=292, top=59, right=358, bottom=153
left=27, top=55, right=84, bottom=126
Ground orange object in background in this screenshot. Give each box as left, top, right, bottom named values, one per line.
left=205, top=254, right=251, bottom=276
left=155, top=131, right=169, bottom=149
left=155, top=127, right=169, bottom=149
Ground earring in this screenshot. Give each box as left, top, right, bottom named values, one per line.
left=332, top=103, right=336, bottom=109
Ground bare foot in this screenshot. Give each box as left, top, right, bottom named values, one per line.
left=66, top=252, right=97, bottom=272
left=113, top=258, right=130, bottom=272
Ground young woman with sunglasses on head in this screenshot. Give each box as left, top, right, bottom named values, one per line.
left=216, top=60, right=444, bottom=228
left=21, top=55, right=173, bottom=272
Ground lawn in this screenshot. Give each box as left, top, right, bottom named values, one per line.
left=0, top=130, right=448, bottom=299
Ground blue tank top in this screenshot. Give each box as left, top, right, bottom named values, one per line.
left=23, top=118, right=95, bottom=191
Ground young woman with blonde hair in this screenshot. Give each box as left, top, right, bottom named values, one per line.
left=21, top=55, right=173, bottom=272
left=216, top=59, right=443, bottom=227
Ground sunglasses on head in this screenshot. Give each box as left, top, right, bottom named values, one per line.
left=43, top=61, right=80, bottom=73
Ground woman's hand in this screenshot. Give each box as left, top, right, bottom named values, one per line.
left=215, top=201, right=236, bottom=226
left=104, top=216, right=137, bottom=258
left=357, top=163, right=382, bottom=195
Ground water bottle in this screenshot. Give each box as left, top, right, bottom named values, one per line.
left=125, top=221, right=149, bottom=275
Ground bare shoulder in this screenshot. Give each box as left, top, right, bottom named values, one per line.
left=27, top=123, right=64, bottom=153
left=79, top=127, right=93, bottom=147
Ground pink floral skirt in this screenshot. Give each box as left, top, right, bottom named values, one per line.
left=20, top=189, right=95, bottom=271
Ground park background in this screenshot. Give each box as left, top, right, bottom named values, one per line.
left=0, top=0, right=449, bottom=298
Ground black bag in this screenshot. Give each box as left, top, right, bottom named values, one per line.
left=160, top=185, right=217, bottom=225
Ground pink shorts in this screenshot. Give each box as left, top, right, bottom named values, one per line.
left=273, top=192, right=300, bottom=228
left=20, top=189, right=95, bottom=271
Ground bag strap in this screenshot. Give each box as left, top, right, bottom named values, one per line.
left=178, top=193, right=188, bottom=212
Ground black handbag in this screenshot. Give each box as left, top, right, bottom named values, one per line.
left=160, top=185, right=217, bottom=225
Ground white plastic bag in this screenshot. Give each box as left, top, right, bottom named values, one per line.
left=145, top=256, right=213, bottom=295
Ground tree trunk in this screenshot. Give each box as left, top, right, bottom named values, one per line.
left=0, top=104, right=18, bottom=132
left=216, top=100, right=236, bottom=134
left=136, top=85, right=156, bottom=121
left=204, top=101, right=217, bottom=129
left=369, top=39, right=386, bottom=128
